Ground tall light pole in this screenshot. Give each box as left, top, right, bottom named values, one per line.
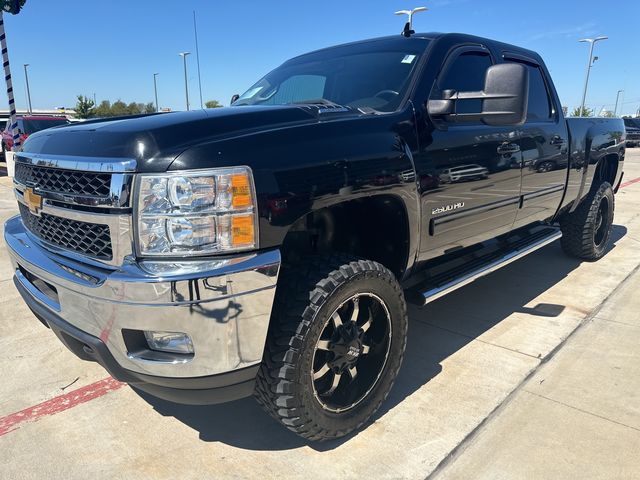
left=153, top=73, right=160, bottom=113
left=579, top=36, right=608, bottom=117
left=614, top=89, right=624, bottom=117
left=179, top=52, right=191, bottom=111
left=193, top=11, right=204, bottom=109
left=23, top=64, right=32, bottom=114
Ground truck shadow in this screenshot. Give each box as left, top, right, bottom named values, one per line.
left=135, top=225, right=627, bottom=452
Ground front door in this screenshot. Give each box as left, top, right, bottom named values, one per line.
left=414, top=47, right=522, bottom=261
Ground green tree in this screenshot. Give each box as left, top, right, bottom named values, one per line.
left=126, top=102, right=144, bottom=115
left=571, top=106, right=594, bottom=117
left=81, top=98, right=158, bottom=117
left=110, top=100, right=129, bottom=117
left=94, top=100, right=112, bottom=117
left=205, top=100, right=223, bottom=109
left=75, top=95, right=95, bottom=119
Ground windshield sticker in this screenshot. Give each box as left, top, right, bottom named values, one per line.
left=401, top=55, right=416, bottom=64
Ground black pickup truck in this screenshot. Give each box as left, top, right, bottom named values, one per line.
left=5, top=32, right=625, bottom=441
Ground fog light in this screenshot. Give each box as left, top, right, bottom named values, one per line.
left=144, top=331, right=194, bottom=354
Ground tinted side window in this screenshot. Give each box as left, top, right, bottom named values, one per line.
left=435, top=52, right=492, bottom=114
left=516, top=62, right=552, bottom=121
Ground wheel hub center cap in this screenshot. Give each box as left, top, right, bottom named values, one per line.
left=329, top=323, right=363, bottom=370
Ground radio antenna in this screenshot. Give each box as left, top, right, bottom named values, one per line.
left=395, top=7, right=428, bottom=37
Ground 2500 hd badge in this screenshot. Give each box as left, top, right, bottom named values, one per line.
left=432, top=202, right=465, bottom=215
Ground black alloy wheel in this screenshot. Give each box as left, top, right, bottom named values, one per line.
left=560, top=181, right=615, bottom=261
left=254, top=255, right=408, bottom=441
left=311, top=292, right=392, bottom=413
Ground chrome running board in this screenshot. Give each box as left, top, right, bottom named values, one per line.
left=412, top=227, right=562, bottom=305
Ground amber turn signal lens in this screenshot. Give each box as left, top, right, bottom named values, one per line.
left=231, top=215, right=255, bottom=246
left=231, top=174, right=252, bottom=208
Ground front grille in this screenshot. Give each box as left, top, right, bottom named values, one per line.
left=19, top=203, right=113, bottom=260
left=14, top=163, right=112, bottom=197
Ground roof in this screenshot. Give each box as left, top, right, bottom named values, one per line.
left=286, top=31, right=539, bottom=64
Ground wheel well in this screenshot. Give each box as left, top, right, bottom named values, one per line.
left=280, top=196, right=410, bottom=278
left=593, top=154, right=619, bottom=188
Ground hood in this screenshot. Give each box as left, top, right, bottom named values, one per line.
left=20, top=106, right=324, bottom=172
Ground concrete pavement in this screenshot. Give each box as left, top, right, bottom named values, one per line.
left=1, top=150, right=640, bottom=479
left=433, top=265, right=640, bottom=480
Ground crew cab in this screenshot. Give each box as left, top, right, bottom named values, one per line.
left=4, top=32, right=625, bottom=441
left=1, top=115, right=70, bottom=155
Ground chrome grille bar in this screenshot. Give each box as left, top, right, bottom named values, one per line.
left=13, top=154, right=135, bottom=267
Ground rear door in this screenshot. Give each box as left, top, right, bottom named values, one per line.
left=414, top=46, right=522, bottom=260
left=504, top=55, right=569, bottom=229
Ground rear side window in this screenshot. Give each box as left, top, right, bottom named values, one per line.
left=434, top=51, right=493, bottom=114
left=509, top=61, right=552, bottom=121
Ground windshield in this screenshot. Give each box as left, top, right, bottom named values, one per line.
left=234, top=40, right=429, bottom=113
left=624, top=118, right=640, bottom=129
left=20, top=118, right=69, bottom=135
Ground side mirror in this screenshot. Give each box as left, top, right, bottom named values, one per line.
left=230, top=94, right=240, bottom=105
left=428, top=63, right=529, bottom=126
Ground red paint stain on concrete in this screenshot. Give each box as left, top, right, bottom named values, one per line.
left=0, top=377, right=124, bottom=436
left=620, top=176, right=640, bottom=190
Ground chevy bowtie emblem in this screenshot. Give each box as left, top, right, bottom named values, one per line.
left=24, top=188, right=43, bottom=215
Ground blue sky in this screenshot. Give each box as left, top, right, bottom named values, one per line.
left=3, top=0, right=639, bottom=115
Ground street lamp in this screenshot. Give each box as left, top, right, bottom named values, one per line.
left=614, top=89, right=624, bottom=117
left=23, top=63, right=32, bottom=114
left=578, top=36, right=608, bottom=117
left=153, top=73, right=159, bottom=113
left=179, top=52, right=191, bottom=111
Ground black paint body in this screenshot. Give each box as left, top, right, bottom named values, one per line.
left=22, top=33, right=625, bottom=280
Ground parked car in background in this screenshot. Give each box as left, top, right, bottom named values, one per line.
left=1, top=115, right=70, bottom=155
left=439, top=164, right=489, bottom=183
left=623, top=117, right=640, bottom=147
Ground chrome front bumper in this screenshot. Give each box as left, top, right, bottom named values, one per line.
left=4, top=215, right=280, bottom=379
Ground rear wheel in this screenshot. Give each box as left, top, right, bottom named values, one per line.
left=254, top=255, right=408, bottom=441
left=537, top=161, right=555, bottom=173
left=560, top=182, right=614, bottom=261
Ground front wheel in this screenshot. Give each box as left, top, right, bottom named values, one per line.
left=254, top=255, right=408, bottom=441
left=560, top=182, right=614, bottom=261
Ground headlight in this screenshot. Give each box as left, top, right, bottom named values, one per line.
left=136, top=167, right=258, bottom=256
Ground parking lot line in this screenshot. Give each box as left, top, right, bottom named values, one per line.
left=0, top=377, right=124, bottom=436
